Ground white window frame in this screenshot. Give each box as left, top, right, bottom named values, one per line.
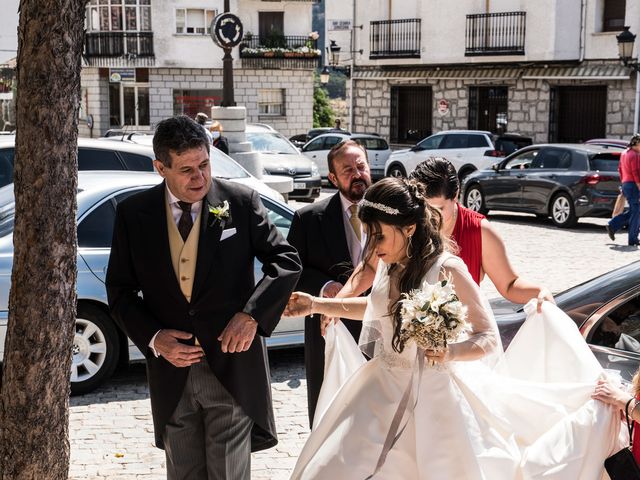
left=85, top=0, right=151, bottom=32
left=175, top=8, right=217, bottom=35
left=258, top=89, right=286, bottom=117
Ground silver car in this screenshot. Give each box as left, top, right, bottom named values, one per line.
left=245, top=124, right=322, bottom=201
left=0, top=171, right=302, bottom=394
left=301, top=133, right=391, bottom=180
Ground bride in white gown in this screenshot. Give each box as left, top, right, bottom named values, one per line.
left=285, top=177, right=625, bottom=480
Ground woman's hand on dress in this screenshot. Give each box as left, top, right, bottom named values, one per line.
left=535, top=288, right=555, bottom=313
left=320, top=315, right=339, bottom=336
left=425, top=347, right=451, bottom=366
left=591, top=378, right=630, bottom=411
left=284, top=292, right=314, bottom=317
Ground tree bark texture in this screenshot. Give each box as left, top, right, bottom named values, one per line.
left=0, top=0, right=85, bottom=478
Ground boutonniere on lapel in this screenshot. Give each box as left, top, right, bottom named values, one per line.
left=208, top=200, right=231, bottom=228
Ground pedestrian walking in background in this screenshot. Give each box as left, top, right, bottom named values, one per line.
left=607, top=134, right=640, bottom=246
left=209, top=120, right=230, bottom=155
left=195, top=112, right=213, bottom=144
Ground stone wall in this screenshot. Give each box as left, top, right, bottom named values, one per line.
left=148, top=68, right=314, bottom=138
left=352, top=66, right=638, bottom=146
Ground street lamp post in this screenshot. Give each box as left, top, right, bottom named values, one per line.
left=616, top=26, right=640, bottom=132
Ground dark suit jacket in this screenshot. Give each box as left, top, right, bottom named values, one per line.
left=106, top=178, right=301, bottom=452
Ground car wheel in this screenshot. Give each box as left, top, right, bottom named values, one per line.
left=550, top=193, right=577, bottom=228
left=71, top=304, right=120, bottom=395
left=458, top=167, right=476, bottom=184
left=464, top=185, right=488, bottom=215
left=386, top=163, right=406, bottom=178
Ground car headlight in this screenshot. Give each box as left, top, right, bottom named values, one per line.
left=311, top=161, right=320, bottom=177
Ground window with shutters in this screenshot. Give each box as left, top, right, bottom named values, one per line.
left=602, top=0, right=626, bottom=32
left=258, top=89, right=286, bottom=116
left=175, top=8, right=216, bottom=35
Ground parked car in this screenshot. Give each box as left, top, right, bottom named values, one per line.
left=245, top=124, right=321, bottom=201
left=0, top=172, right=302, bottom=394
left=0, top=136, right=284, bottom=202
left=289, top=133, right=308, bottom=149
left=307, top=127, right=351, bottom=140
left=495, top=260, right=640, bottom=383
left=301, top=132, right=392, bottom=180
left=584, top=138, right=628, bottom=150
left=461, top=143, right=621, bottom=227
left=385, top=130, right=532, bottom=181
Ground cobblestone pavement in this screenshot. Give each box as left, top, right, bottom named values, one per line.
left=69, top=199, right=639, bottom=479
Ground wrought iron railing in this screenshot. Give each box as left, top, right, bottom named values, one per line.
left=84, top=32, right=155, bottom=59
left=465, top=12, right=526, bottom=56
left=369, top=19, right=421, bottom=59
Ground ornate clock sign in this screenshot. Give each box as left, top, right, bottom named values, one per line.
left=210, top=13, right=244, bottom=49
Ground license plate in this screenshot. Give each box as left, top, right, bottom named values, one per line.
left=293, top=182, right=306, bottom=189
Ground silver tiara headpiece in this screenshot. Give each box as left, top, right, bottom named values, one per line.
left=360, top=199, right=400, bottom=215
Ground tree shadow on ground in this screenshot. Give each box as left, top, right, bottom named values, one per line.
left=487, top=211, right=609, bottom=234
left=70, top=347, right=307, bottom=406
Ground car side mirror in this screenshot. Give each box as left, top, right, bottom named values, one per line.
left=492, top=163, right=501, bottom=172
left=410, top=145, right=424, bottom=152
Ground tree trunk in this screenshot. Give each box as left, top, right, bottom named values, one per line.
left=0, top=0, right=85, bottom=478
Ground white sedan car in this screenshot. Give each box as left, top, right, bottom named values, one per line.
left=301, top=133, right=391, bottom=180
left=0, top=172, right=302, bottom=395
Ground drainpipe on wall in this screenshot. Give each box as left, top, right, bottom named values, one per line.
left=349, top=0, right=356, bottom=131
left=634, top=72, right=640, bottom=133
left=579, top=0, right=586, bottom=62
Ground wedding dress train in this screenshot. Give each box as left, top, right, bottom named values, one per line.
left=291, top=254, right=625, bottom=480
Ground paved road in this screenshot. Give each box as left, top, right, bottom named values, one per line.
left=69, top=195, right=639, bottom=479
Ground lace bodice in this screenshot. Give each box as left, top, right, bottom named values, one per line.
left=361, top=253, right=501, bottom=370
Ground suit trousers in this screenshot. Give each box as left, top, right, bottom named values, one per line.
left=162, top=361, right=253, bottom=480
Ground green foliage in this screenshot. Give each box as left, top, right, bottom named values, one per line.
left=324, top=70, right=347, bottom=99
left=313, top=87, right=335, bottom=128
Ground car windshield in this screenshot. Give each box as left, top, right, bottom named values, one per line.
left=246, top=132, right=299, bottom=155
left=494, top=137, right=532, bottom=155
left=354, top=137, right=388, bottom=150
left=589, top=153, right=620, bottom=172
left=209, top=149, right=250, bottom=179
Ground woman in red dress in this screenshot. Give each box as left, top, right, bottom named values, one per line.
left=325, top=157, right=553, bottom=334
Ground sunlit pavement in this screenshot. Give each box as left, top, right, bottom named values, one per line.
left=69, top=189, right=638, bottom=479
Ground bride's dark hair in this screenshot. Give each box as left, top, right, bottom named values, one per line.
left=359, top=177, right=446, bottom=352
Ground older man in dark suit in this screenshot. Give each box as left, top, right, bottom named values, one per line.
left=106, top=115, right=301, bottom=479
left=287, top=140, right=372, bottom=426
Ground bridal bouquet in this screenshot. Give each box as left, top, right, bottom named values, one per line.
left=399, top=276, right=468, bottom=351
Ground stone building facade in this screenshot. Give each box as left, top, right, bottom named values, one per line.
left=79, top=66, right=313, bottom=138
left=352, top=61, right=638, bottom=145
left=327, top=0, right=640, bottom=146
left=78, top=0, right=318, bottom=138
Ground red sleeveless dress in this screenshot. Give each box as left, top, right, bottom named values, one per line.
left=451, top=204, right=485, bottom=285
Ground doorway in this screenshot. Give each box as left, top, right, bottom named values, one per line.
left=468, top=86, right=508, bottom=133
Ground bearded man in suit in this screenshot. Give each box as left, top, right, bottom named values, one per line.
left=287, top=140, right=372, bottom=426
left=106, top=115, right=301, bottom=479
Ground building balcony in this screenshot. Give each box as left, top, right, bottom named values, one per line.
left=465, top=12, right=526, bottom=56
left=83, top=32, right=155, bottom=67
left=369, top=19, right=421, bottom=60
left=239, top=35, right=319, bottom=69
